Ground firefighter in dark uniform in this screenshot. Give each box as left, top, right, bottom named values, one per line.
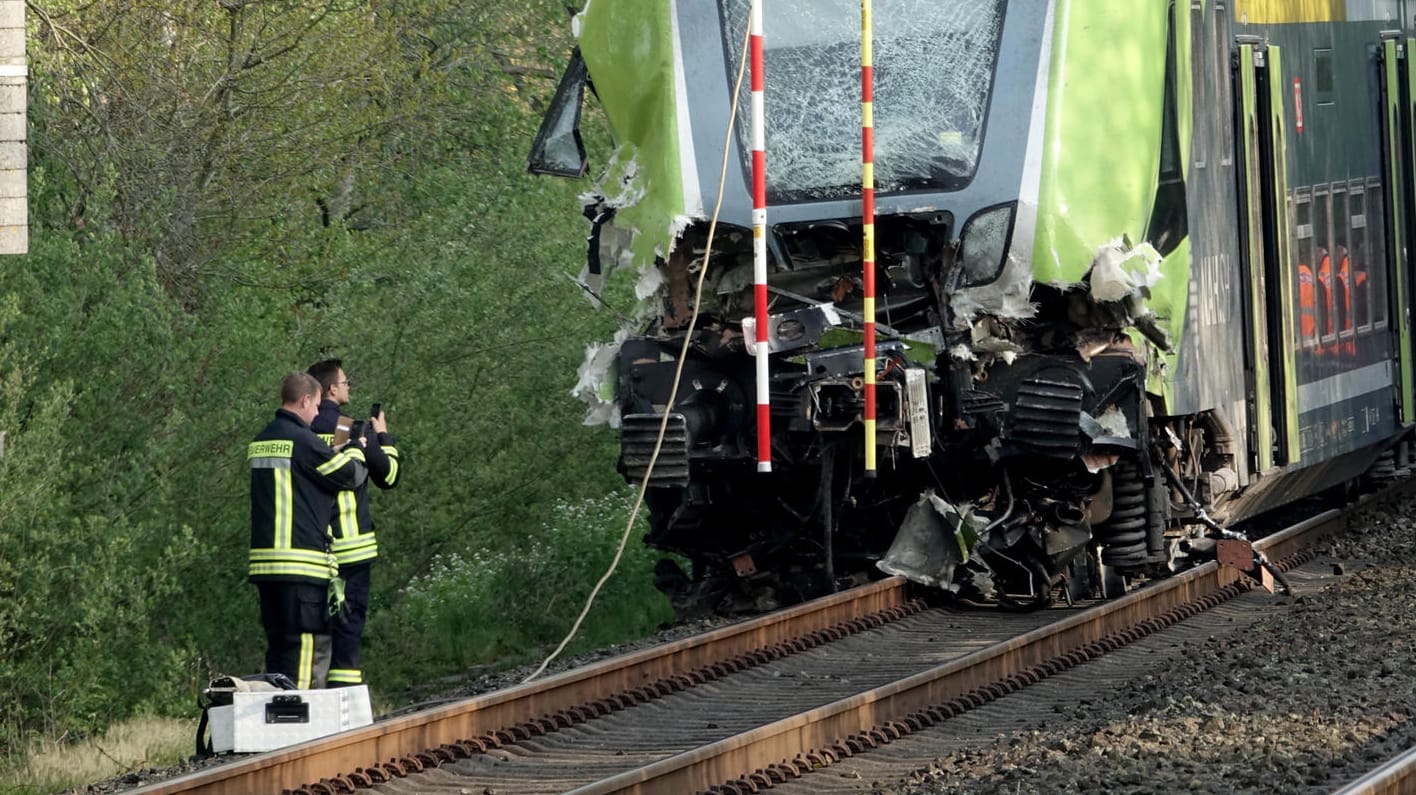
left=306, top=358, right=402, bottom=688
left=249, top=372, right=367, bottom=689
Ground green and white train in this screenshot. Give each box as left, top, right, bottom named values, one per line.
left=532, top=0, right=1416, bottom=613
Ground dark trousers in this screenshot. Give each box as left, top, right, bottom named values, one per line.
left=257, top=581, right=331, bottom=689
left=328, top=563, right=370, bottom=687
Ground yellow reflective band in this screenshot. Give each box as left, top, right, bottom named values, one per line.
left=382, top=446, right=399, bottom=457
left=385, top=456, right=400, bottom=485
left=248, top=440, right=293, bottom=459
left=863, top=161, right=873, bottom=188
left=249, top=548, right=332, bottom=563
left=275, top=468, right=293, bottom=549
left=247, top=561, right=334, bottom=580
left=863, top=296, right=875, bottom=319
left=298, top=634, right=313, bottom=689
left=336, top=490, right=358, bottom=536
left=317, top=449, right=360, bottom=475
left=331, top=533, right=376, bottom=551
left=863, top=102, right=873, bottom=129
left=316, top=433, right=334, bottom=444
left=865, top=419, right=877, bottom=470
left=335, top=547, right=378, bottom=566
left=327, top=669, right=362, bottom=684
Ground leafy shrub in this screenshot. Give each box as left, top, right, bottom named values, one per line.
left=368, top=490, right=674, bottom=692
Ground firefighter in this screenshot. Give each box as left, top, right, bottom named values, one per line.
left=249, top=372, right=367, bottom=689
left=306, top=358, right=402, bottom=688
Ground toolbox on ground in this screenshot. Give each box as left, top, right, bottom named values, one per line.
left=207, top=685, right=373, bottom=753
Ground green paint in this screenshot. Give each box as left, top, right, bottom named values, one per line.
left=1034, top=1, right=1190, bottom=404
left=1033, top=1, right=1169, bottom=286
left=1396, top=39, right=1416, bottom=423
left=1143, top=1, right=1194, bottom=407
left=577, top=1, right=686, bottom=266
left=803, top=327, right=936, bottom=367
left=1266, top=47, right=1300, bottom=463
left=1139, top=238, right=1188, bottom=405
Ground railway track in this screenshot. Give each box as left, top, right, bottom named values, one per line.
left=130, top=493, right=1381, bottom=795
left=1334, top=744, right=1416, bottom=794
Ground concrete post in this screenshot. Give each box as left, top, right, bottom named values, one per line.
left=0, top=1, right=25, bottom=254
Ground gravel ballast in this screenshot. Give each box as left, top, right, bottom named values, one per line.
left=889, top=495, right=1416, bottom=795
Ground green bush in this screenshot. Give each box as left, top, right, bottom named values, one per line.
left=368, top=490, right=674, bottom=693
left=2, top=0, right=666, bottom=768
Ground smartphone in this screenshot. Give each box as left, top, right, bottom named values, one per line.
left=369, top=402, right=382, bottom=419
left=349, top=419, right=365, bottom=440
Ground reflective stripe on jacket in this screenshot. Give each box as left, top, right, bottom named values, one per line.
left=311, top=400, right=402, bottom=567
left=249, top=407, right=367, bottom=584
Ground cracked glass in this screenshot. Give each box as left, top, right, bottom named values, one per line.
left=719, top=0, right=1006, bottom=202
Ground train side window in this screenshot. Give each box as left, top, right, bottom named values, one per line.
left=1295, top=191, right=1317, bottom=348
left=1368, top=176, right=1389, bottom=329
left=1314, top=48, right=1335, bottom=106
left=1213, top=2, right=1233, bottom=165
left=1350, top=183, right=1371, bottom=331
left=1190, top=2, right=1209, bottom=167
left=1314, top=189, right=1336, bottom=344
left=1332, top=189, right=1351, bottom=337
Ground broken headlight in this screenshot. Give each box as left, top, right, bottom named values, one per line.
left=958, top=202, right=1017, bottom=287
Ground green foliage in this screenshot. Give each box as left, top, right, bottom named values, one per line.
left=368, top=491, right=673, bottom=693
left=3, top=0, right=665, bottom=765
left=0, top=255, right=202, bottom=750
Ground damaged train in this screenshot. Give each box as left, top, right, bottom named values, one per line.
left=530, top=0, right=1416, bottom=614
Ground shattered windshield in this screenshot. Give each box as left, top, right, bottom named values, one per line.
left=719, top=0, right=1006, bottom=202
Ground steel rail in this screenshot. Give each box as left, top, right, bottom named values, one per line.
left=127, top=576, right=910, bottom=795
left=1334, top=744, right=1416, bottom=795
left=566, top=509, right=1346, bottom=795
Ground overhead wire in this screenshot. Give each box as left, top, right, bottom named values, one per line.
left=522, top=18, right=756, bottom=684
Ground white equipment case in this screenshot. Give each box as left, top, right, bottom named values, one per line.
left=208, top=685, right=372, bottom=753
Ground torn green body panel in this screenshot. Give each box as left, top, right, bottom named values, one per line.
left=1153, top=2, right=1195, bottom=407
left=1033, top=1, right=1188, bottom=406
left=1033, top=2, right=1168, bottom=285
left=576, top=1, right=686, bottom=265
left=1143, top=239, right=1188, bottom=405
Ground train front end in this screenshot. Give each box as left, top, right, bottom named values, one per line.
left=536, top=1, right=1187, bottom=613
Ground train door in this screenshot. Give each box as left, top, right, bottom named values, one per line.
left=1378, top=33, right=1416, bottom=426
left=1234, top=38, right=1300, bottom=472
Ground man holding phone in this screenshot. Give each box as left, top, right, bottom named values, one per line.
left=306, top=358, right=403, bottom=687
left=249, top=372, right=367, bottom=689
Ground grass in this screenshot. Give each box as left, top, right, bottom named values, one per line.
left=2, top=716, right=191, bottom=794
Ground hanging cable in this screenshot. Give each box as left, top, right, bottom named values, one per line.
left=522, top=19, right=755, bottom=684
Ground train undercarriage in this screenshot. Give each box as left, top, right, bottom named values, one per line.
left=603, top=219, right=1228, bottom=616
left=592, top=208, right=1411, bottom=618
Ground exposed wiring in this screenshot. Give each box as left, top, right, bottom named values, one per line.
left=522, top=20, right=754, bottom=684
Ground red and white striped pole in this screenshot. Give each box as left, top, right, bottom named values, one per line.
left=750, top=0, right=772, bottom=473
left=861, top=0, right=877, bottom=477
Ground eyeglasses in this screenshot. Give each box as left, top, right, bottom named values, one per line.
left=335, top=380, right=352, bottom=388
